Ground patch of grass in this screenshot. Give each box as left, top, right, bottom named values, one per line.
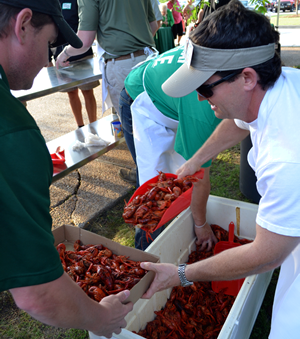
left=0, top=290, right=89, bottom=339
left=270, top=13, right=300, bottom=26
left=112, top=226, right=135, bottom=247
left=210, top=145, right=251, bottom=202
left=85, top=189, right=136, bottom=246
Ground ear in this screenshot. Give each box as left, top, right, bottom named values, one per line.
left=242, top=68, right=259, bottom=92
left=14, top=8, right=33, bottom=45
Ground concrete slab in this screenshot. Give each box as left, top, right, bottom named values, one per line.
left=278, top=28, right=300, bottom=47
left=281, top=47, right=300, bottom=66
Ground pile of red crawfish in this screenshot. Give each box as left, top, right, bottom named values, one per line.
left=122, top=171, right=198, bottom=239
left=56, top=240, right=147, bottom=302
left=135, top=224, right=252, bottom=339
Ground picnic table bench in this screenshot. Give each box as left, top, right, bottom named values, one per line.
left=12, top=57, right=125, bottom=183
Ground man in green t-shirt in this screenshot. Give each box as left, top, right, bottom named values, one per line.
left=56, top=0, right=159, bottom=117
left=120, top=46, right=222, bottom=250
left=0, top=0, right=132, bottom=336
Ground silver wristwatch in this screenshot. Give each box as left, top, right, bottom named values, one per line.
left=178, top=263, right=193, bottom=287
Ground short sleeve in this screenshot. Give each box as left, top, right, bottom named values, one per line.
left=256, top=162, right=300, bottom=237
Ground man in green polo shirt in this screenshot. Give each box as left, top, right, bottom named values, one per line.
left=120, top=46, right=222, bottom=250
left=56, top=0, right=159, bottom=119
left=0, top=0, right=132, bottom=336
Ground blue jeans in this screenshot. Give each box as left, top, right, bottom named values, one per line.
left=119, top=88, right=139, bottom=187
left=119, top=88, right=165, bottom=250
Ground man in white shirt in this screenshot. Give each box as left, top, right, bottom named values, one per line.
left=141, top=1, right=300, bottom=338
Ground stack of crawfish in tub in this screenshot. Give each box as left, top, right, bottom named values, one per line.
left=56, top=240, right=147, bottom=302
left=122, top=171, right=198, bottom=239
left=135, top=225, right=252, bottom=339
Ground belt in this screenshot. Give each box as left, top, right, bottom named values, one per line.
left=106, top=49, right=145, bottom=62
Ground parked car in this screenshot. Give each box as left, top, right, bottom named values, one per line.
left=273, top=0, right=295, bottom=11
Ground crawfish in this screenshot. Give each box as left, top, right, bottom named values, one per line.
left=88, top=286, right=107, bottom=302
left=57, top=243, right=66, bottom=259
left=135, top=204, right=150, bottom=221
left=96, top=265, right=113, bottom=290
left=122, top=204, right=138, bottom=219
left=73, top=239, right=82, bottom=251
left=172, top=186, right=182, bottom=197
left=157, top=171, right=167, bottom=182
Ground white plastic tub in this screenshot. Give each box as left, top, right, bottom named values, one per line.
left=91, top=195, right=273, bottom=339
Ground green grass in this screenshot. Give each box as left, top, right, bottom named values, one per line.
left=270, top=13, right=300, bottom=26
left=0, top=291, right=89, bottom=339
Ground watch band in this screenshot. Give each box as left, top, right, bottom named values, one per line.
left=178, top=263, right=193, bottom=287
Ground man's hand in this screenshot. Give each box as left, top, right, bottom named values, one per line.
left=92, top=290, right=133, bottom=338
left=140, top=263, right=179, bottom=299
left=195, top=222, right=217, bottom=251
left=56, top=51, right=70, bottom=69
left=176, top=158, right=201, bottom=179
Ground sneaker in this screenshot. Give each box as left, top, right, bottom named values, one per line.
left=119, top=168, right=137, bottom=184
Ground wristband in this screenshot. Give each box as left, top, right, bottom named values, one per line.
left=63, top=46, right=71, bottom=58
left=194, top=221, right=206, bottom=229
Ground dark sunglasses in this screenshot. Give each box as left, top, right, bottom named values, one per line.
left=196, top=71, right=241, bottom=99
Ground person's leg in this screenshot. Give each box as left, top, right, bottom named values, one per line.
left=119, top=88, right=136, bottom=165
left=177, top=21, right=184, bottom=45
left=171, top=23, right=177, bottom=40
left=135, top=225, right=166, bottom=251
left=118, top=88, right=139, bottom=186
left=81, top=88, right=97, bottom=124
left=67, top=88, right=84, bottom=127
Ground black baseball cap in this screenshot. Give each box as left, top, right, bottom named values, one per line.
left=0, top=0, right=83, bottom=48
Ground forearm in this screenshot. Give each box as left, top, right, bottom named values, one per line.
left=186, top=243, right=265, bottom=283
left=191, top=167, right=210, bottom=225
left=10, top=272, right=131, bottom=335
left=186, top=226, right=300, bottom=282
left=191, top=119, right=249, bottom=167
left=197, top=9, right=204, bottom=23
left=142, top=224, right=300, bottom=299
left=190, top=167, right=217, bottom=250
left=56, top=30, right=96, bottom=68
left=177, top=119, right=249, bottom=178
left=11, top=273, right=106, bottom=331
left=62, top=30, right=95, bottom=57
left=150, top=20, right=159, bottom=36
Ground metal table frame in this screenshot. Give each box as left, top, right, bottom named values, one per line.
left=12, top=57, right=102, bottom=101
left=48, top=114, right=124, bottom=183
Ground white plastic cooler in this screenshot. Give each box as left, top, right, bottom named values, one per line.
left=90, top=195, right=273, bottom=339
